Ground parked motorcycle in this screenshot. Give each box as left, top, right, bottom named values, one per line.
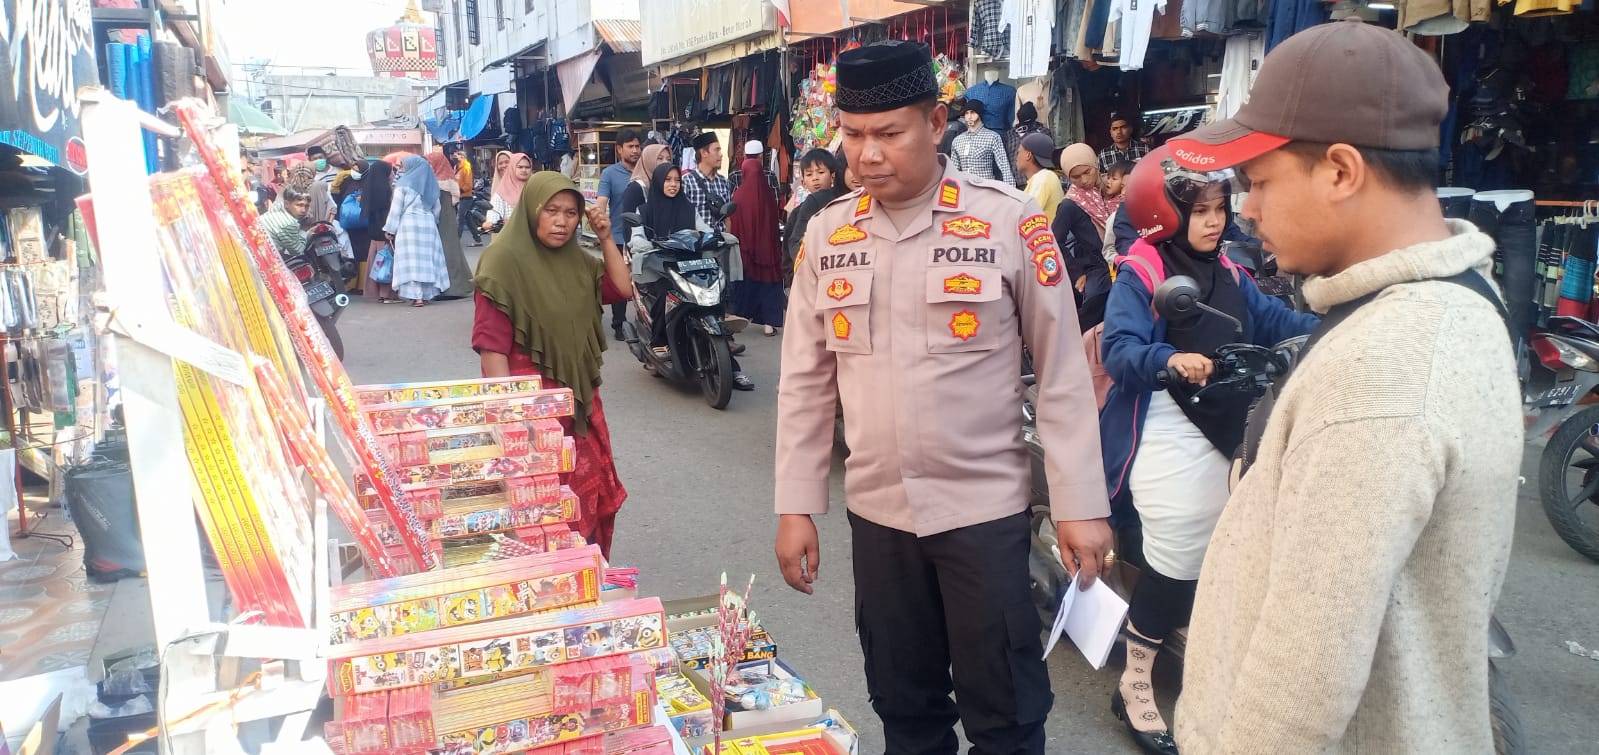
left=292, top=221, right=350, bottom=359
left=1023, top=274, right=1522, bottom=754
left=619, top=203, right=741, bottom=409
left=1526, top=316, right=1599, bottom=562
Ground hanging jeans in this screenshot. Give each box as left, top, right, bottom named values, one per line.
left=1437, top=187, right=1476, bottom=220
left=1470, top=190, right=1536, bottom=352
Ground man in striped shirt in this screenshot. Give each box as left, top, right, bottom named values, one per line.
left=951, top=101, right=1016, bottom=185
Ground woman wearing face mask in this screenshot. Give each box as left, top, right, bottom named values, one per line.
left=384, top=156, right=452, bottom=307
left=333, top=164, right=371, bottom=292
left=428, top=150, right=475, bottom=300
left=473, top=172, right=634, bottom=558
left=1097, top=147, right=1318, bottom=755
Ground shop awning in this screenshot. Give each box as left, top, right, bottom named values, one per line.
left=459, top=95, right=495, bottom=140
left=483, top=40, right=548, bottom=72
left=654, top=32, right=782, bottom=79
left=595, top=19, right=641, bottom=54
left=557, top=50, right=605, bottom=116
left=228, top=99, right=289, bottom=136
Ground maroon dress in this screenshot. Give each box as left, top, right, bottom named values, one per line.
left=472, top=285, right=629, bottom=558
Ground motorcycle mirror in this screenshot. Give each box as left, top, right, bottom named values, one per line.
left=622, top=212, right=644, bottom=228
left=1153, top=276, right=1204, bottom=323
left=717, top=201, right=738, bottom=220
left=1155, top=275, right=1246, bottom=338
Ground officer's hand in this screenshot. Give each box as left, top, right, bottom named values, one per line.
left=775, top=514, right=820, bottom=595
left=1058, top=518, right=1114, bottom=589
left=1166, top=352, right=1214, bottom=386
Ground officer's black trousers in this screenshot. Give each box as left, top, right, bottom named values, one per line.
left=849, top=511, right=1052, bottom=755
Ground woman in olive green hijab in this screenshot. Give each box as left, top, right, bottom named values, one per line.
left=472, top=172, right=634, bottom=558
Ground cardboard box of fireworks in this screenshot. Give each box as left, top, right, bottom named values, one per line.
left=662, top=595, right=779, bottom=670
left=684, top=707, right=861, bottom=755
left=682, top=658, right=825, bottom=730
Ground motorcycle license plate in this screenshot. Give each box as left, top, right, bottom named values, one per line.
left=303, top=280, right=337, bottom=304
left=677, top=259, right=717, bottom=273
left=1532, top=384, right=1581, bottom=408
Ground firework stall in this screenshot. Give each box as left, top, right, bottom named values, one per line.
left=0, top=89, right=860, bottom=755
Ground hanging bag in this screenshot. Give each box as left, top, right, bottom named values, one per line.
left=371, top=244, right=395, bottom=284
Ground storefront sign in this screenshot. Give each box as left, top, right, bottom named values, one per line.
left=0, top=1, right=98, bottom=174
left=641, top=0, right=776, bottom=66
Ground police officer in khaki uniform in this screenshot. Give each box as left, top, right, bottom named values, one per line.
left=774, top=41, right=1114, bottom=754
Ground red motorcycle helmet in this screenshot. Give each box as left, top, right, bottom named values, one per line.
left=1123, top=144, right=1237, bottom=245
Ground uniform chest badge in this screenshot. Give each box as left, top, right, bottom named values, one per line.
left=826, top=278, right=854, bottom=300
left=829, top=224, right=868, bottom=245
left=941, top=216, right=992, bottom=239
left=949, top=310, right=981, bottom=340
left=1019, top=213, right=1050, bottom=239
left=832, top=312, right=852, bottom=340
left=943, top=273, right=983, bottom=295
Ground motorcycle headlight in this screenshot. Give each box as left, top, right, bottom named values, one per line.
left=667, top=270, right=723, bottom=307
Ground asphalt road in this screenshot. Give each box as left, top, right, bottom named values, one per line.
left=339, top=252, right=1599, bottom=753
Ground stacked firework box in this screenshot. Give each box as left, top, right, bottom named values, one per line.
left=353, top=377, right=587, bottom=572
left=325, top=588, right=672, bottom=754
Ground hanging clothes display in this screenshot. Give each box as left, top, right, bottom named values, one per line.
left=972, top=0, right=1011, bottom=58
left=1108, top=0, right=1168, bottom=71
left=1216, top=31, right=1267, bottom=119
left=1266, top=0, right=1328, bottom=52
left=965, top=78, right=1018, bottom=133
left=1009, top=0, right=1055, bottom=78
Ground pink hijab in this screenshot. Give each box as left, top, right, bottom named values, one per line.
left=492, top=152, right=532, bottom=206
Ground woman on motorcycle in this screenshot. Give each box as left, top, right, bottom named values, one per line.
left=620, top=145, right=670, bottom=220
left=1098, top=146, right=1318, bottom=754
left=636, top=163, right=753, bottom=390
left=472, top=172, right=633, bottom=558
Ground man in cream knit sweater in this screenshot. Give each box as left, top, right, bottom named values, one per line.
left=1164, top=19, right=1524, bottom=754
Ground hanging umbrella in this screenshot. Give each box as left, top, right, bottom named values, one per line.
left=228, top=99, right=288, bottom=136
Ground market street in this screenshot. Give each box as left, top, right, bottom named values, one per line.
left=339, top=263, right=1599, bottom=754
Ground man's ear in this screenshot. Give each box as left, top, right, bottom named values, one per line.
left=1322, top=144, right=1367, bottom=203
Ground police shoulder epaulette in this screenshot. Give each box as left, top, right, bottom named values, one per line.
left=820, top=188, right=864, bottom=212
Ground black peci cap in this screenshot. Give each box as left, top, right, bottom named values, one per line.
left=835, top=40, right=938, bottom=114
left=691, top=132, right=719, bottom=150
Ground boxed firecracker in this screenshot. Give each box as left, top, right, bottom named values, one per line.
left=359, top=475, right=573, bottom=521
left=664, top=596, right=778, bottom=671
left=387, top=686, right=436, bottom=751
left=659, top=671, right=716, bottom=740
left=356, top=376, right=545, bottom=406
left=365, top=389, right=576, bottom=435
left=604, top=726, right=676, bottom=754
left=430, top=657, right=657, bottom=755
left=688, top=710, right=859, bottom=755
left=396, top=438, right=576, bottom=490
left=328, top=597, right=667, bottom=696
left=336, top=691, right=389, bottom=754
left=686, top=658, right=823, bottom=731
left=328, top=546, right=604, bottom=645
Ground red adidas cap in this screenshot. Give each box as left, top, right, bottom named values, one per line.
left=1167, top=18, right=1448, bottom=171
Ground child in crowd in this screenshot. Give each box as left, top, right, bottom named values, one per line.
left=1103, top=160, right=1134, bottom=204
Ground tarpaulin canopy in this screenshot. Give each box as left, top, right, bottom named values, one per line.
left=228, top=100, right=289, bottom=136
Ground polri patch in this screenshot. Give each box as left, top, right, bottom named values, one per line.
left=1027, top=232, right=1057, bottom=253
left=1033, top=246, right=1064, bottom=287
left=938, top=180, right=961, bottom=209
left=829, top=224, right=868, bottom=245
left=832, top=312, right=852, bottom=340
left=1019, top=214, right=1049, bottom=239
left=950, top=309, right=981, bottom=340
left=826, top=278, right=854, bottom=301
left=943, top=273, right=983, bottom=296
left=941, top=216, right=992, bottom=239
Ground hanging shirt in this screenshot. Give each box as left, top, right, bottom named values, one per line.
left=953, top=128, right=1018, bottom=185
left=1008, top=0, right=1055, bottom=78
left=972, top=0, right=1011, bottom=58
left=1108, top=0, right=1167, bottom=71
left=1216, top=32, right=1266, bottom=120
left=964, top=80, right=1018, bottom=133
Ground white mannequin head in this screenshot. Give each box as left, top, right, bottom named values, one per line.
left=984, top=70, right=1000, bottom=85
